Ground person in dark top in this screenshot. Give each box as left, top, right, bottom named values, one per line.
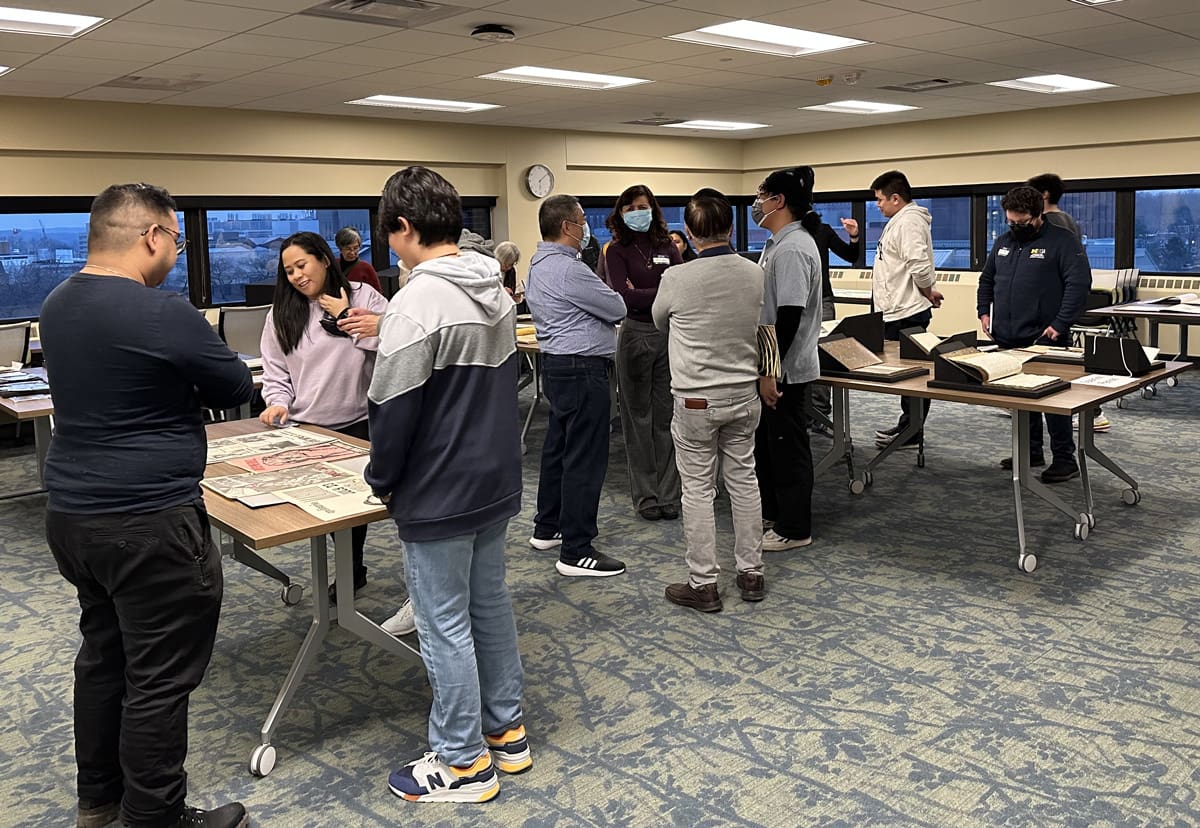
left=335, top=225, right=383, bottom=293
left=604, top=184, right=683, bottom=521
left=978, top=185, right=1091, bottom=484
left=40, top=184, right=254, bottom=828
left=1027, top=173, right=1082, bottom=240
left=669, top=229, right=698, bottom=262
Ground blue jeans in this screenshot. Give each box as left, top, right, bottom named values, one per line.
left=535, top=353, right=612, bottom=559
left=403, top=518, right=524, bottom=767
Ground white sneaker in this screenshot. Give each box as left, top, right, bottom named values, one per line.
left=529, top=532, right=562, bottom=550
left=762, top=529, right=812, bottom=552
left=381, top=598, right=416, bottom=636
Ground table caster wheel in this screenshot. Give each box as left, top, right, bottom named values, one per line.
left=1018, top=552, right=1038, bottom=573
left=281, top=583, right=303, bottom=606
left=863, top=471, right=874, bottom=487
left=848, top=478, right=866, bottom=495
left=1115, top=396, right=1128, bottom=409
left=1167, top=376, right=1178, bottom=388
left=1086, top=513, right=1095, bottom=529
left=1073, top=519, right=1089, bottom=541
left=1142, top=387, right=1154, bottom=400
left=1121, top=488, right=1140, bottom=505
left=250, top=744, right=277, bottom=777
left=916, top=452, right=925, bottom=469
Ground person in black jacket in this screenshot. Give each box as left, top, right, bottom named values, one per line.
left=978, top=185, right=1091, bottom=484
left=807, top=210, right=861, bottom=433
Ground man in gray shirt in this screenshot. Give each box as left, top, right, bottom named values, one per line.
left=753, top=167, right=824, bottom=552
left=652, top=190, right=766, bottom=612
left=525, top=194, right=628, bottom=577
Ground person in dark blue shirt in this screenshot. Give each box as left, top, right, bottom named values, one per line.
left=40, top=183, right=253, bottom=828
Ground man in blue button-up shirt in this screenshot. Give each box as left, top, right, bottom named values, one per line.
left=525, top=195, right=628, bottom=577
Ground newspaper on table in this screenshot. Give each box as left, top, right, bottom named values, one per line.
left=202, top=461, right=357, bottom=503
left=227, top=440, right=367, bottom=473
left=1073, top=373, right=1142, bottom=389
left=207, top=427, right=335, bottom=464
left=277, top=474, right=383, bottom=521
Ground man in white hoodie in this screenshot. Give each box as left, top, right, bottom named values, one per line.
left=869, top=170, right=943, bottom=449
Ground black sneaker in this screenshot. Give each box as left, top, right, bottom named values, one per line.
left=659, top=504, right=680, bottom=520
left=529, top=531, right=562, bottom=550
left=1000, top=454, right=1045, bottom=470
left=874, top=423, right=904, bottom=441
left=78, top=800, right=119, bottom=828
left=875, top=434, right=921, bottom=450
left=638, top=505, right=662, bottom=521
left=556, top=552, right=626, bottom=577
left=810, top=422, right=834, bottom=439
left=170, top=802, right=248, bottom=828
left=1041, top=460, right=1080, bottom=484
left=328, top=568, right=367, bottom=605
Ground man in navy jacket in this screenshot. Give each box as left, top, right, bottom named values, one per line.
left=978, top=184, right=1092, bottom=483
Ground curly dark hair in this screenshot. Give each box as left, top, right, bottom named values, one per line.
left=606, top=184, right=671, bottom=248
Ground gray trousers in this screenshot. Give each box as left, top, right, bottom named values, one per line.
left=810, top=297, right=837, bottom=418
left=671, top=392, right=763, bottom=586
left=616, top=319, right=680, bottom=511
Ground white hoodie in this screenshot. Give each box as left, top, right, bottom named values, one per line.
left=871, top=202, right=935, bottom=323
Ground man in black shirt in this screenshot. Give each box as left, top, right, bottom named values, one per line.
left=40, top=183, right=254, bottom=828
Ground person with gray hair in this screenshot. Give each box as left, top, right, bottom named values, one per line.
left=40, top=183, right=253, bottom=828
left=495, top=240, right=522, bottom=299
left=334, top=225, right=382, bottom=292
left=525, top=194, right=628, bottom=577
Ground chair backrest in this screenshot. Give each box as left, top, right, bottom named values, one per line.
left=218, top=305, right=271, bottom=358
left=0, top=321, right=31, bottom=367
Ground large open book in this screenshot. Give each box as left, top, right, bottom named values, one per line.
left=818, top=335, right=927, bottom=381
left=943, top=348, right=1063, bottom=391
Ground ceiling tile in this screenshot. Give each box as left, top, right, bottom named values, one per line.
left=156, top=49, right=292, bottom=72
left=69, top=86, right=177, bottom=103
left=256, top=14, right=395, bottom=44
left=84, top=20, right=231, bottom=48
left=358, top=29, right=484, bottom=56
left=484, top=0, right=651, bottom=25
left=587, top=6, right=729, bottom=37
left=200, top=32, right=336, bottom=58
left=121, top=0, right=286, bottom=31
left=411, top=10, right=566, bottom=39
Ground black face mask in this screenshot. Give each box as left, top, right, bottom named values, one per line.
left=319, top=312, right=350, bottom=338
left=1008, top=222, right=1038, bottom=243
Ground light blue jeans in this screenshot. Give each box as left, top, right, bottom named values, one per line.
left=402, top=518, right=525, bottom=767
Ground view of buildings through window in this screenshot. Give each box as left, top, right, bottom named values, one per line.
left=985, top=193, right=1117, bottom=268
left=866, top=197, right=971, bottom=269
left=1135, top=189, right=1200, bottom=273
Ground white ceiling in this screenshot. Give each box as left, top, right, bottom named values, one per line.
left=1, top=0, right=1198, bottom=138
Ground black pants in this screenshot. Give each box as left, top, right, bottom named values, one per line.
left=884, top=309, right=934, bottom=433
left=534, top=354, right=612, bottom=560
left=996, top=336, right=1076, bottom=464
left=335, top=419, right=370, bottom=577
left=46, top=500, right=223, bottom=828
left=754, top=380, right=813, bottom=540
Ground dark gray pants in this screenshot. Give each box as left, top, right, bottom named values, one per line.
left=616, top=319, right=680, bottom=511
left=810, top=297, right=837, bottom=420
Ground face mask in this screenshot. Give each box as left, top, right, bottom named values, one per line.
left=752, top=196, right=780, bottom=227
left=1008, top=221, right=1038, bottom=243
left=622, top=208, right=653, bottom=233
left=566, top=220, right=590, bottom=250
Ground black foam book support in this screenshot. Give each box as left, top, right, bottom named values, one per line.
left=899, top=327, right=976, bottom=361
left=822, top=311, right=885, bottom=353
left=1083, top=334, right=1164, bottom=377
left=927, top=346, right=1070, bottom=399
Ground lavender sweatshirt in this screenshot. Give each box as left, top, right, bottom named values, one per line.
left=259, top=282, right=388, bottom=428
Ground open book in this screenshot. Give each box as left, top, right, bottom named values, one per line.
left=907, top=331, right=944, bottom=355
left=944, top=348, right=1063, bottom=391
left=819, top=336, right=911, bottom=377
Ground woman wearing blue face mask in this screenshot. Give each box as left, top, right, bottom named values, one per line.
left=604, top=184, right=683, bottom=521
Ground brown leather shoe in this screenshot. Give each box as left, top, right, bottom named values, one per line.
left=77, top=801, right=119, bottom=828
left=664, top=581, right=722, bottom=613
left=736, top=572, right=765, bottom=602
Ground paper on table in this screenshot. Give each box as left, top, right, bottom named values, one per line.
left=202, top=461, right=355, bottom=500
left=206, top=427, right=335, bottom=464
left=1073, top=373, right=1141, bottom=389
left=985, top=373, right=1062, bottom=391
left=228, top=441, right=367, bottom=473
left=278, top=475, right=380, bottom=520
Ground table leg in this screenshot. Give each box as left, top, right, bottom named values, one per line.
left=34, top=415, right=51, bottom=486
left=815, top=388, right=857, bottom=489
left=1076, top=408, right=1095, bottom=524
left=333, top=527, right=420, bottom=659
left=1012, top=409, right=1032, bottom=571
left=1078, top=407, right=1141, bottom=504
left=520, top=352, right=541, bottom=456
left=862, top=395, right=926, bottom=478
left=1149, top=319, right=1160, bottom=348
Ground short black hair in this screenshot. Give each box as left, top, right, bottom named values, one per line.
left=538, top=194, right=581, bottom=240
left=871, top=170, right=912, bottom=202
left=1001, top=185, right=1044, bottom=217
left=88, top=183, right=176, bottom=252
left=377, top=166, right=462, bottom=246
left=1027, top=173, right=1064, bottom=205
left=760, top=166, right=814, bottom=218
left=685, top=193, right=733, bottom=244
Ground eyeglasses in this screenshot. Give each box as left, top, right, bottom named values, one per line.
left=142, top=224, right=187, bottom=254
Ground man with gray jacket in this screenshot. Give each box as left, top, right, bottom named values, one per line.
left=652, top=190, right=766, bottom=612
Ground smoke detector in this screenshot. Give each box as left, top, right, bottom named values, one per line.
left=843, top=71, right=862, bottom=86
left=471, top=23, right=515, bottom=42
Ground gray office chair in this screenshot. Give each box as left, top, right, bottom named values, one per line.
left=0, top=321, right=31, bottom=368
left=218, top=304, right=271, bottom=358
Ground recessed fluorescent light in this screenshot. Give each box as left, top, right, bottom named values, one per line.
left=666, top=20, right=869, bottom=57
left=661, top=119, right=769, bottom=131
left=345, top=95, right=500, bottom=113
left=1068, top=0, right=1122, bottom=5
left=803, top=100, right=919, bottom=114
left=0, top=65, right=11, bottom=77
left=0, top=5, right=107, bottom=37
left=987, top=74, right=1115, bottom=93
left=478, top=65, right=649, bottom=90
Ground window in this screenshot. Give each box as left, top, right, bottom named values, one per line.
left=206, top=208, right=369, bottom=305
left=867, top=197, right=970, bottom=269
left=1134, top=188, right=1200, bottom=273
left=387, top=205, right=493, bottom=267
left=986, top=192, right=1116, bottom=267
left=0, top=211, right=187, bottom=319
left=816, top=201, right=858, bottom=266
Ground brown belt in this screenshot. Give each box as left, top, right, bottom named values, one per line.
left=683, top=398, right=708, bottom=410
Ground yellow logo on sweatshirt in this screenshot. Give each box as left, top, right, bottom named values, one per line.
left=1029, top=248, right=1046, bottom=259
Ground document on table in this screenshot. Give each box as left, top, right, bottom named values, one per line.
left=207, top=427, right=336, bottom=464
left=1073, top=373, right=1142, bottom=389
left=228, top=441, right=367, bottom=473
left=278, top=475, right=379, bottom=520
left=202, top=461, right=357, bottom=501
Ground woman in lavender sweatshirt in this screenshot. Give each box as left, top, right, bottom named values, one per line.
left=258, top=232, right=394, bottom=608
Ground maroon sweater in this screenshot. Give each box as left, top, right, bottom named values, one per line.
left=605, top=236, right=682, bottom=323
left=340, top=258, right=382, bottom=294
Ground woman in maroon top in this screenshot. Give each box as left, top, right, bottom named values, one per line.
left=605, top=184, right=682, bottom=520
left=335, top=226, right=383, bottom=293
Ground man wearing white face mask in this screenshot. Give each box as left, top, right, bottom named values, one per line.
left=525, top=195, right=628, bottom=577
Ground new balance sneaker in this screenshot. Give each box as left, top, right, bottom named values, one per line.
left=1093, top=413, right=1111, bottom=433
left=874, top=423, right=904, bottom=441
left=664, top=581, right=722, bottom=613
left=529, top=531, right=562, bottom=551
left=170, top=802, right=249, bottom=827
left=485, top=725, right=533, bottom=774
left=381, top=599, right=416, bottom=636
left=556, top=552, right=626, bottom=577
left=762, top=529, right=812, bottom=552
left=388, top=752, right=499, bottom=803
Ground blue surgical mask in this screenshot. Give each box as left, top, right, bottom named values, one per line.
left=567, top=219, right=590, bottom=250
left=622, top=208, right=653, bottom=233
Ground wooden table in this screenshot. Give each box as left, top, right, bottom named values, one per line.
left=0, top=367, right=52, bottom=500
left=814, top=343, right=1190, bottom=573
left=832, top=288, right=872, bottom=306
left=1087, top=302, right=1200, bottom=357
left=203, top=420, right=413, bottom=778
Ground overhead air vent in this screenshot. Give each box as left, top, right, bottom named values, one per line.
left=877, top=78, right=974, bottom=93
left=301, top=0, right=465, bottom=28
left=98, top=74, right=212, bottom=92
left=623, top=116, right=685, bottom=126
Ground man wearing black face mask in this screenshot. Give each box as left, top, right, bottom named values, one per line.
left=978, top=184, right=1091, bottom=484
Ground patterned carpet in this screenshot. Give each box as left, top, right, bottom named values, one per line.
left=2, top=378, right=1198, bottom=827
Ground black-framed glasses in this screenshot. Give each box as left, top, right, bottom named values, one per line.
left=141, top=224, right=187, bottom=254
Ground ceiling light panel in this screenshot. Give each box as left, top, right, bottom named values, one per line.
left=1067, top=0, right=1123, bottom=6
left=987, top=74, right=1116, bottom=93
left=478, top=65, right=651, bottom=90
left=666, top=19, right=869, bottom=58
left=660, top=119, right=769, bottom=131
left=345, top=95, right=501, bottom=113
left=803, top=100, right=921, bottom=114
left=0, top=5, right=107, bottom=37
